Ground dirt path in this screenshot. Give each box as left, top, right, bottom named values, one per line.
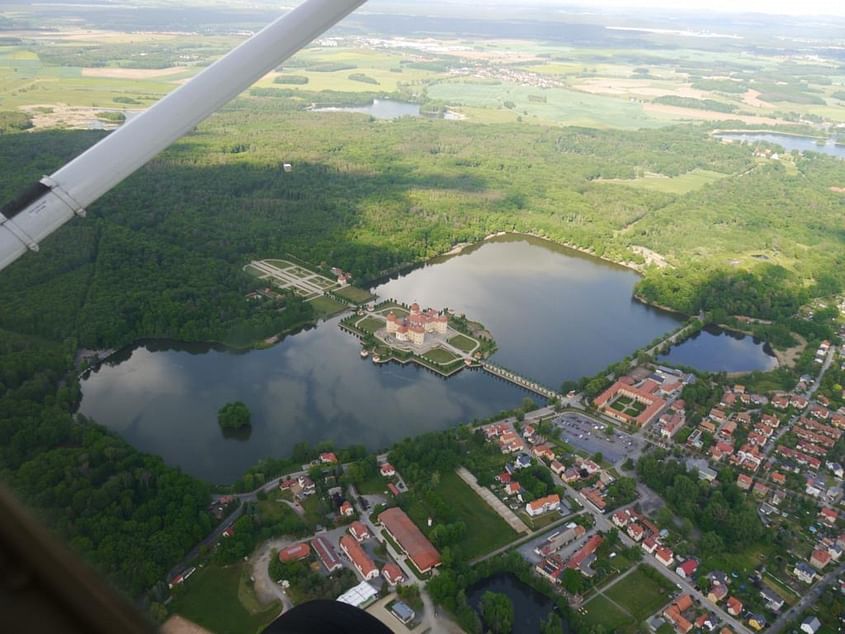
left=249, top=537, right=294, bottom=612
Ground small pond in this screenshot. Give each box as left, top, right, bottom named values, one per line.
left=467, top=572, right=569, bottom=633
left=658, top=325, right=777, bottom=373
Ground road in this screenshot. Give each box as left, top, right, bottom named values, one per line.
left=560, top=479, right=754, bottom=634
left=766, top=561, right=845, bottom=634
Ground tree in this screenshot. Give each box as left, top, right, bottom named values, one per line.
left=480, top=591, right=514, bottom=634
left=217, top=401, right=251, bottom=430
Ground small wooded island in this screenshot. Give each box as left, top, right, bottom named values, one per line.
left=217, top=401, right=251, bottom=430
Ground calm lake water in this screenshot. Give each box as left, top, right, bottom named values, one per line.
left=79, top=236, right=682, bottom=482
left=717, top=132, right=845, bottom=159
left=659, top=325, right=777, bottom=373
left=468, top=573, right=567, bottom=633
left=311, top=99, right=421, bottom=119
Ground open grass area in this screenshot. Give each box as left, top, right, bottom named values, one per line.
left=424, top=346, right=460, bottom=365
left=605, top=566, right=676, bottom=621
left=355, top=316, right=384, bottom=335
left=333, top=285, right=374, bottom=304
left=170, top=564, right=280, bottom=634
left=581, top=594, right=636, bottom=633
left=448, top=333, right=477, bottom=353
left=702, top=542, right=774, bottom=576
left=598, top=169, right=728, bottom=194
left=406, top=470, right=517, bottom=560
left=309, top=295, right=347, bottom=318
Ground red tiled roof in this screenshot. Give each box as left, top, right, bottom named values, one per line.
left=378, top=507, right=441, bottom=573
left=382, top=563, right=404, bottom=585
left=278, top=542, right=310, bottom=562
left=340, top=534, right=377, bottom=578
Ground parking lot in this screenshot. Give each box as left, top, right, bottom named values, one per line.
left=554, top=412, right=645, bottom=465
left=516, top=524, right=597, bottom=566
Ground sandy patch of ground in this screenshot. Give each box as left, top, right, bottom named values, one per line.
left=81, top=66, right=190, bottom=79
left=573, top=77, right=707, bottom=98
left=631, top=245, right=671, bottom=268
left=19, top=104, right=138, bottom=130
left=742, top=88, right=774, bottom=109
left=643, top=102, right=782, bottom=125
left=773, top=333, right=807, bottom=369
left=5, top=29, right=190, bottom=43
left=830, top=186, right=845, bottom=193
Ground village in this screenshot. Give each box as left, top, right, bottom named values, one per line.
left=163, top=326, right=845, bottom=634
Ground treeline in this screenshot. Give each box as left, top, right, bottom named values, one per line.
left=637, top=452, right=766, bottom=551
left=0, top=330, right=212, bottom=597
left=653, top=95, right=737, bottom=113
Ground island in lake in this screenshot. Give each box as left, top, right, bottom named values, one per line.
left=342, top=300, right=496, bottom=376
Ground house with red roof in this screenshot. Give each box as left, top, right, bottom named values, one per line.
left=380, top=463, right=396, bottom=477
left=642, top=535, right=658, bottom=554
left=550, top=460, right=566, bottom=477
left=811, top=549, right=831, bottom=569
left=655, top=546, right=674, bottom=567
left=676, top=559, right=699, bottom=578
left=496, top=471, right=512, bottom=484
left=593, top=379, right=667, bottom=427
left=339, top=501, right=354, bottom=517
left=339, top=535, right=378, bottom=580
left=278, top=542, right=310, bottom=563
left=737, top=474, right=753, bottom=491
left=505, top=482, right=523, bottom=498
left=526, top=494, right=561, bottom=517
left=320, top=452, right=338, bottom=464
left=387, top=482, right=400, bottom=497
left=819, top=507, right=838, bottom=526
left=382, top=563, right=405, bottom=586
left=663, top=595, right=694, bottom=634
left=348, top=521, right=371, bottom=542
left=627, top=522, right=645, bottom=542
left=378, top=507, right=441, bottom=573
left=727, top=596, right=742, bottom=616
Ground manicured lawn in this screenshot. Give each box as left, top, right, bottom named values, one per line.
left=448, top=333, right=477, bottom=353
left=171, top=564, right=280, bottom=634
left=581, top=594, right=635, bottom=633
left=425, top=346, right=460, bottom=364
left=605, top=566, right=675, bottom=622
left=309, top=295, right=347, bottom=318
left=334, top=285, right=374, bottom=304
left=355, top=316, right=384, bottom=334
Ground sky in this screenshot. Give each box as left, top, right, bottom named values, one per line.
left=438, top=0, right=845, bottom=17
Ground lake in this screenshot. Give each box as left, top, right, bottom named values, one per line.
left=716, top=132, right=845, bottom=159
left=311, top=99, right=421, bottom=119
left=658, top=325, right=777, bottom=373
left=79, top=235, right=682, bottom=483
left=468, top=573, right=567, bottom=633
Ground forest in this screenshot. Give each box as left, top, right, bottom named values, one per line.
left=0, top=96, right=843, bottom=607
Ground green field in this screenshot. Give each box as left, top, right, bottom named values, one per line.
left=604, top=566, right=676, bottom=621
left=425, top=346, right=460, bottom=364
left=407, top=471, right=517, bottom=560
left=355, top=316, right=384, bottom=335
left=580, top=594, right=635, bottom=633
left=598, top=169, right=728, bottom=194
left=170, top=564, right=280, bottom=634
left=333, top=285, right=374, bottom=304
left=448, top=333, right=477, bottom=353
left=309, top=295, right=347, bottom=318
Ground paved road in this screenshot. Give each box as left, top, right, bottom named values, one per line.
left=766, top=562, right=845, bottom=634
left=456, top=467, right=529, bottom=534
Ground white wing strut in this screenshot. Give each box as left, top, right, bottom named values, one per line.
left=0, top=0, right=366, bottom=271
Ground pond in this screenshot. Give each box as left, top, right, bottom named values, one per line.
left=79, top=235, right=682, bottom=482
left=310, top=99, right=421, bottom=119
left=658, top=325, right=777, bottom=373
left=716, top=132, right=845, bottom=159
left=468, top=573, right=567, bottom=633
